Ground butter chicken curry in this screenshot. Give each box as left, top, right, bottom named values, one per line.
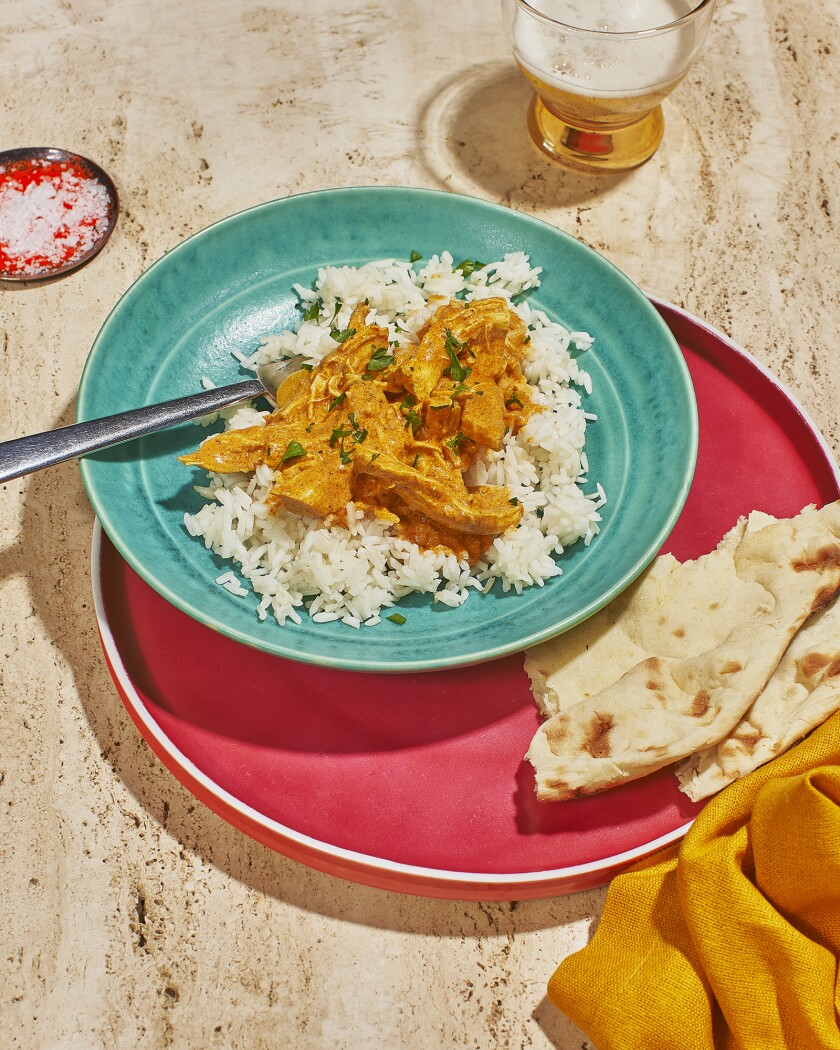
left=181, top=296, right=541, bottom=563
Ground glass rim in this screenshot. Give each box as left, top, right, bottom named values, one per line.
left=509, top=0, right=716, bottom=37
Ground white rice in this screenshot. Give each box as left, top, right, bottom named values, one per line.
left=183, top=252, right=606, bottom=628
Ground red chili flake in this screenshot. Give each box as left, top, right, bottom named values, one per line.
left=0, top=158, right=113, bottom=277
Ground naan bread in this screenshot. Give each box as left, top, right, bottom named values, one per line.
left=524, top=514, right=770, bottom=719
left=525, top=501, right=840, bottom=801
left=676, top=595, right=840, bottom=800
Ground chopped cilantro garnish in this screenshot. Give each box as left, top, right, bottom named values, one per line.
left=399, top=393, right=420, bottom=432
left=329, top=425, right=353, bottom=447
left=387, top=612, right=407, bottom=625
left=281, top=441, right=306, bottom=462
left=300, top=363, right=314, bottom=371
left=329, top=392, right=347, bottom=412
left=330, top=298, right=344, bottom=324
left=409, top=250, right=422, bottom=263
left=455, top=259, right=486, bottom=277
left=443, top=328, right=471, bottom=383
left=445, top=432, right=475, bottom=453
left=445, top=327, right=463, bottom=350
left=329, top=414, right=367, bottom=460
left=303, top=300, right=321, bottom=322
left=505, top=392, right=523, bottom=409
left=365, top=346, right=395, bottom=373
left=331, top=327, right=357, bottom=344
left=412, top=453, right=420, bottom=469
left=509, top=497, right=519, bottom=506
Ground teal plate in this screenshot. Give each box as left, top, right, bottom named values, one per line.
left=78, top=187, right=697, bottom=673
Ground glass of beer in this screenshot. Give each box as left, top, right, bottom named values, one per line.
left=501, top=0, right=716, bottom=173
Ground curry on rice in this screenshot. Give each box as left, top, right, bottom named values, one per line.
left=179, top=250, right=604, bottom=631
left=181, top=296, right=541, bottom=563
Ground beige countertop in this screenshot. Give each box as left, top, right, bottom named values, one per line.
left=2, top=1, right=838, bottom=1046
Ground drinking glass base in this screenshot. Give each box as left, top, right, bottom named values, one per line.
left=527, top=95, right=665, bottom=173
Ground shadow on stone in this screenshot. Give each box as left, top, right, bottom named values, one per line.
left=418, top=63, right=629, bottom=208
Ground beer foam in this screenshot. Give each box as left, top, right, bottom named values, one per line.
left=513, top=0, right=702, bottom=99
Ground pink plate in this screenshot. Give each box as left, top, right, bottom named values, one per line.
left=92, top=299, right=840, bottom=899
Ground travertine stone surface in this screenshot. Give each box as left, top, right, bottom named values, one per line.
left=1, top=1, right=838, bottom=1047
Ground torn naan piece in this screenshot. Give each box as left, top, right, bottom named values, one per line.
left=526, top=501, right=840, bottom=801
left=676, top=595, right=840, bottom=800
left=524, top=513, right=770, bottom=720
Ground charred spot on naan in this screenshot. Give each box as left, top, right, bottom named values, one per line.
left=689, top=690, right=711, bottom=718
left=645, top=677, right=673, bottom=706
left=542, top=777, right=575, bottom=799
left=811, top=584, right=840, bottom=614
left=545, top=714, right=569, bottom=752
left=799, top=652, right=833, bottom=679
left=731, top=730, right=761, bottom=754
left=798, top=650, right=840, bottom=682
left=583, top=713, right=614, bottom=759
left=792, top=544, right=840, bottom=573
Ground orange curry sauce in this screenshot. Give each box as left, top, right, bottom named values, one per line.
left=181, top=296, right=541, bottom=563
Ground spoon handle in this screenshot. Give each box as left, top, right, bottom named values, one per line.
left=0, top=379, right=264, bottom=484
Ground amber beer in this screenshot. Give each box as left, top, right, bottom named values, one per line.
left=517, top=63, right=686, bottom=132
left=505, top=0, right=715, bottom=171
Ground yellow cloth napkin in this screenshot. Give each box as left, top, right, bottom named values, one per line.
left=548, top=711, right=840, bottom=1050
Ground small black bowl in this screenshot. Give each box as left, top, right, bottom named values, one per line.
left=0, top=146, right=119, bottom=284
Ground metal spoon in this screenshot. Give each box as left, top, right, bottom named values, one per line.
left=0, top=356, right=306, bottom=484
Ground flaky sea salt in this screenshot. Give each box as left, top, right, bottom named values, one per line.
left=0, top=158, right=112, bottom=277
